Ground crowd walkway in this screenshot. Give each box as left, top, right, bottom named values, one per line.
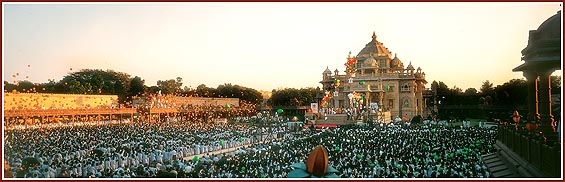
left=182, top=132, right=308, bottom=161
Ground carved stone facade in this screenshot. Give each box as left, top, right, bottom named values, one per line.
left=513, top=10, right=561, bottom=143
left=320, top=32, right=428, bottom=119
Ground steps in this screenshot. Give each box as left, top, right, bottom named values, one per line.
left=482, top=140, right=548, bottom=178
left=482, top=153, right=517, bottom=178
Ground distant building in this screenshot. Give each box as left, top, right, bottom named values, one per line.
left=320, top=32, right=428, bottom=119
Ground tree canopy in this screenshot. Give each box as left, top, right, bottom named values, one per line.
left=270, top=87, right=322, bottom=106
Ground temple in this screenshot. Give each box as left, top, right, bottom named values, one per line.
left=320, top=32, right=429, bottom=121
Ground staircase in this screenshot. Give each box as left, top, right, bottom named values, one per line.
left=482, top=140, right=547, bottom=178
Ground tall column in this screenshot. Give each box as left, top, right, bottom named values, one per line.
left=523, top=71, right=540, bottom=122
left=537, top=70, right=556, bottom=143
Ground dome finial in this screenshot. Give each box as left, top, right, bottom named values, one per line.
left=372, top=31, right=377, bottom=40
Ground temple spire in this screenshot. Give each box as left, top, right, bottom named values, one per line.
left=372, top=31, right=377, bottom=41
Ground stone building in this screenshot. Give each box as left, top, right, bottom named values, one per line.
left=320, top=32, right=428, bottom=120
left=484, top=10, right=561, bottom=178
left=512, top=10, right=561, bottom=143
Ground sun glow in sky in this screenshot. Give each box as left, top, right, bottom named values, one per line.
left=2, top=2, right=562, bottom=92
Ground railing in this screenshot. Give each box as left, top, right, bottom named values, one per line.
left=323, top=72, right=418, bottom=82
left=146, top=108, right=178, bottom=113
left=497, top=125, right=561, bottom=177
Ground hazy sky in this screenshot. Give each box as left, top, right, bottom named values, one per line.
left=3, top=2, right=562, bottom=92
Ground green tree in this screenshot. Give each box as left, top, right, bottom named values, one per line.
left=126, top=76, right=146, bottom=105
left=494, top=78, right=527, bottom=106
left=196, top=84, right=217, bottom=97
left=59, top=69, right=132, bottom=103
left=147, top=86, right=160, bottom=94
left=4, top=81, right=16, bottom=92
left=479, top=80, right=495, bottom=96
left=39, top=80, right=59, bottom=93
left=214, top=83, right=263, bottom=104
left=451, top=85, right=463, bottom=94
left=4, top=80, right=35, bottom=93
left=157, top=78, right=183, bottom=95
left=129, top=76, right=146, bottom=96
left=270, top=87, right=321, bottom=106
left=464, top=88, right=478, bottom=95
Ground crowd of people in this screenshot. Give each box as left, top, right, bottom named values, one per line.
left=4, top=115, right=291, bottom=178
left=4, top=115, right=497, bottom=178
left=184, top=123, right=497, bottom=178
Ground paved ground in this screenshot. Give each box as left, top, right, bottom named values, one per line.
left=182, top=138, right=280, bottom=161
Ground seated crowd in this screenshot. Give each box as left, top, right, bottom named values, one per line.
left=4, top=116, right=497, bottom=178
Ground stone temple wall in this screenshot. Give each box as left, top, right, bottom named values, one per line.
left=4, top=93, right=118, bottom=110
left=171, top=97, right=240, bottom=107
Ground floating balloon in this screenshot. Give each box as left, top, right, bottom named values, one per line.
left=359, top=81, right=365, bottom=85
left=344, top=56, right=358, bottom=76
left=277, top=109, right=283, bottom=114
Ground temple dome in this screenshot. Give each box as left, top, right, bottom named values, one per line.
left=323, top=66, right=331, bottom=74
left=390, top=53, right=403, bottom=68
left=406, top=62, right=414, bottom=70
left=536, top=10, right=561, bottom=40
left=514, top=10, right=561, bottom=71
left=356, top=32, right=392, bottom=59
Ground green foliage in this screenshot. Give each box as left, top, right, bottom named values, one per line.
left=196, top=84, right=217, bottom=97
left=126, top=76, right=146, bottom=104
left=216, top=83, right=263, bottom=104
left=60, top=69, right=130, bottom=94
left=479, top=80, right=494, bottom=96
left=4, top=80, right=35, bottom=93
left=464, top=88, right=478, bottom=95
left=157, top=77, right=182, bottom=95
left=58, top=69, right=132, bottom=103
left=270, top=87, right=322, bottom=106
left=493, top=78, right=527, bottom=106
left=147, top=86, right=160, bottom=94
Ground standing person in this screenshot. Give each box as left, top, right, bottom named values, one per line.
left=346, top=108, right=352, bottom=121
